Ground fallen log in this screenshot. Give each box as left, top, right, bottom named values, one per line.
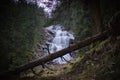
left=0, top=29, right=111, bottom=78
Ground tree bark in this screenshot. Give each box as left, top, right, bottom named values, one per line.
left=88, top=0, right=102, bottom=34
left=0, top=29, right=111, bottom=78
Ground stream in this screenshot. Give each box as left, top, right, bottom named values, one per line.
left=45, top=25, right=74, bottom=64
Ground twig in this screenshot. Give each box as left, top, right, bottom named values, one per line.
left=43, top=43, right=51, bottom=55
left=61, top=56, right=72, bottom=64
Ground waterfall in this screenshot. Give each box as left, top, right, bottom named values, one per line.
left=45, top=25, right=74, bottom=64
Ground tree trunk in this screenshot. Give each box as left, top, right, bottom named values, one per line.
left=88, top=0, right=102, bottom=34
left=0, top=29, right=111, bottom=78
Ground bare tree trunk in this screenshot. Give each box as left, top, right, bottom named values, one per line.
left=0, top=29, right=111, bottom=78
left=88, top=0, right=102, bottom=34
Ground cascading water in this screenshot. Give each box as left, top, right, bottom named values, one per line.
left=45, top=25, right=74, bottom=64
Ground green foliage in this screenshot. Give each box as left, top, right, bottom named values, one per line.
left=53, top=0, right=92, bottom=40
left=0, top=1, right=46, bottom=72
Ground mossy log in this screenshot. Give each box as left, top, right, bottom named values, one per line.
left=0, top=29, right=111, bottom=78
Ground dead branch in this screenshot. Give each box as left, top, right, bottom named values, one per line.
left=61, top=56, right=72, bottom=64
left=0, top=29, right=111, bottom=78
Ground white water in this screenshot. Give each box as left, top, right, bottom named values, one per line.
left=45, top=25, right=74, bottom=64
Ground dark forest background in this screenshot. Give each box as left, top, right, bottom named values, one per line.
left=0, top=0, right=120, bottom=80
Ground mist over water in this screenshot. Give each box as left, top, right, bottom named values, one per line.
left=45, top=25, right=74, bottom=64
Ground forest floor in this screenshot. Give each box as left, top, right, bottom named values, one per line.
left=20, top=57, right=80, bottom=80
left=20, top=38, right=120, bottom=80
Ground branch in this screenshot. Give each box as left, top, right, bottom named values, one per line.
left=0, top=29, right=111, bottom=78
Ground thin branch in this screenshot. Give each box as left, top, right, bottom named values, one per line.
left=61, top=56, right=72, bottom=64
